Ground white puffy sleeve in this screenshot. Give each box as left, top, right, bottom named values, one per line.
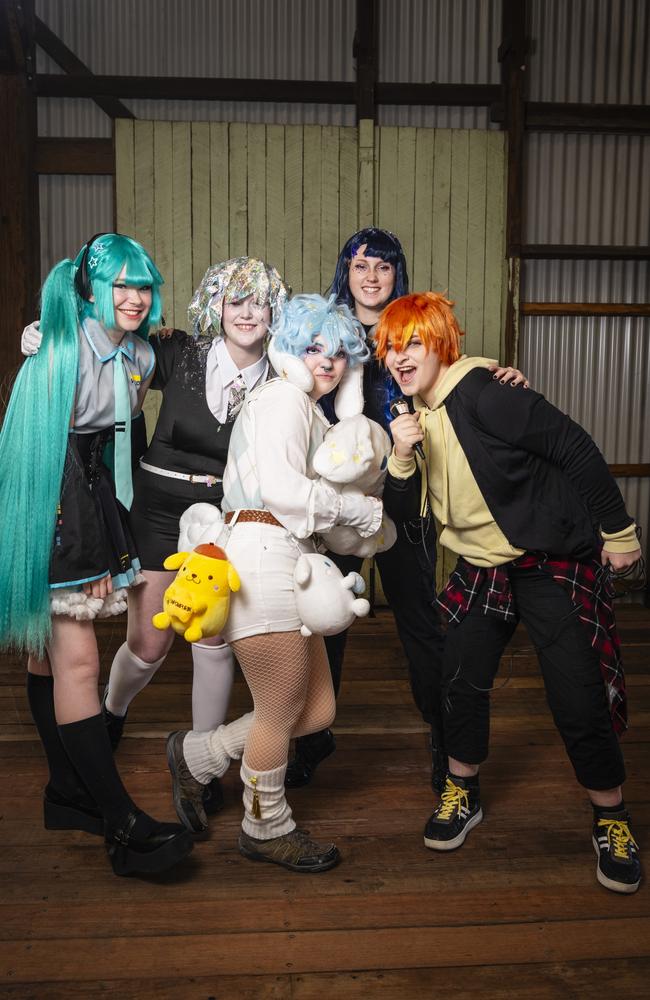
left=253, top=382, right=382, bottom=539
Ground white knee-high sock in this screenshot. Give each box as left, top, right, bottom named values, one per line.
left=105, top=642, right=166, bottom=717
left=240, top=759, right=295, bottom=840
left=191, top=642, right=235, bottom=731
left=183, top=711, right=254, bottom=783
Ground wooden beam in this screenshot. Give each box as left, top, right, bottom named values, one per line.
left=34, top=16, right=134, bottom=119
left=354, top=0, right=378, bottom=122
left=525, top=102, right=650, bottom=134
left=521, top=245, right=650, bottom=260
left=609, top=464, right=650, bottom=478
left=0, top=1, right=39, bottom=379
left=35, top=137, right=114, bottom=174
left=522, top=303, right=650, bottom=317
left=499, top=0, right=527, bottom=257
left=377, top=83, right=501, bottom=106
left=35, top=73, right=502, bottom=109
left=499, top=0, right=527, bottom=364
left=491, top=101, right=650, bottom=134
left=36, top=74, right=356, bottom=104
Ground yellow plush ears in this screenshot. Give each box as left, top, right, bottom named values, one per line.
left=227, top=564, right=241, bottom=592
left=162, top=551, right=189, bottom=571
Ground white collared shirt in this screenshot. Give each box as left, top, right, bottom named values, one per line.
left=204, top=337, right=269, bottom=424
left=73, top=319, right=155, bottom=433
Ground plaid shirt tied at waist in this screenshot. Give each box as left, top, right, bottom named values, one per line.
left=437, top=552, right=627, bottom=735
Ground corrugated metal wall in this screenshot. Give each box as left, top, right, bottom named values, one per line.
left=36, top=0, right=503, bottom=270
left=521, top=0, right=650, bottom=571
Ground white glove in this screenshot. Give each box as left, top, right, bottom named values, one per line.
left=21, top=321, right=42, bottom=356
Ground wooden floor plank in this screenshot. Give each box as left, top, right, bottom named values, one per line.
left=1, top=606, right=648, bottom=992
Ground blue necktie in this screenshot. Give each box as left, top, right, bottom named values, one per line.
left=113, top=351, right=133, bottom=509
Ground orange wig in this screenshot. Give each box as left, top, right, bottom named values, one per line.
left=374, top=292, right=464, bottom=366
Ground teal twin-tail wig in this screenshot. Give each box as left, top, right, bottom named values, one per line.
left=0, top=234, right=163, bottom=654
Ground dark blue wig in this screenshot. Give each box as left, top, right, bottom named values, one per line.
left=327, top=228, right=410, bottom=309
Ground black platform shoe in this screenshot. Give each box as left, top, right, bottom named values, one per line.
left=202, top=776, right=225, bottom=816
left=101, top=687, right=127, bottom=751
left=105, top=810, right=194, bottom=876
left=43, top=784, right=104, bottom=836
left=285, top=729, right=336, bottom=788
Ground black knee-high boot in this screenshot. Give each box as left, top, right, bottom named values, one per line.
left=26, top=673, right=103, bottom=835
left=58, top=713, right=193, bottom=876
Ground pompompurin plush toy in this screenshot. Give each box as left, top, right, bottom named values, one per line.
left=152, top=543, right=241, bottom=642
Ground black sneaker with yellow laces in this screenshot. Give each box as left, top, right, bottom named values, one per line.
left=424, top=774, right=483, bottom=851
left=592, top=808, right=641, bottom=894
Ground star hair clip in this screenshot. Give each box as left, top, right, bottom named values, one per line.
left=88, top=242, right=108, bottom=270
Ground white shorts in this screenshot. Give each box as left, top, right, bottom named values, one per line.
left=217, top=521, right=314, bottom=642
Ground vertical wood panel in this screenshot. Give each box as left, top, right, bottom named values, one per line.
left=431, top=129, right=451, bottom=295
left=484, top=131, right=507, bottom=359
left=320, top=126, right=340, bottom=292
left=209, top=122, right=229, bottom=267
left=134, top=121, right=154, bottom=254
left=229, top=123, right=248, bottom=259
left=265, top=125, right=285, bottom=277
left=302, top=125, right=322, bottom=293
left=465, top=131, right=488, bottom=356
left=191, top=122, right=211, bottom=292
left=284, top=126, right=303, bottom=292
left=412, top=128, right=434, bottom=292
left=247, top=123, right=267, bottom=260
left=394, top=127, right=417, bottom=275
left=339, top=124, right=358, bottom=251
left=448, top=130, right=470, bottom=329
left=377, top=126, right=399, bottom=236
left=172, top=122, right=192, bottom=330
left=115, top=120, right=135, bottom=235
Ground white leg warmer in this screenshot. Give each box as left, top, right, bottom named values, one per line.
left=191, top=642, right=235, bottom=731
left=240, top=759, right=295, bottom=840
left=183, top=711, right=254, bottom=784
left=105, top=642, right=166, bottom=717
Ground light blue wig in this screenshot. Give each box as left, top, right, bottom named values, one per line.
left=76, top=233, right=164, bottom=336
left=271, top=293, right=369, bottom=367
left=0, top=235, right=163, bottom=653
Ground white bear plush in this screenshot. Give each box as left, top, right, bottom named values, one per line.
left=293, top=553, right=370, bottom=637
left=312, top=414, right=397, bottom=558
left=177, top=502, right=225, bottom=552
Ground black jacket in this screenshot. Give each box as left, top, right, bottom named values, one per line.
left=384, top=367, right=633, bottom=561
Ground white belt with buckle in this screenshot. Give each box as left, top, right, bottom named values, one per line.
left=139, top=460, right=222, bottom=487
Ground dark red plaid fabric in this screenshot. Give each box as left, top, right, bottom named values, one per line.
left=437, top=552, right=627, bottom=735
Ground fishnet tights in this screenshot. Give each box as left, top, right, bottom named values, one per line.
left=231, top=630, right=335, bottom=771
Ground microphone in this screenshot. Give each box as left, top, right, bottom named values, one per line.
left=389, top=397, right=425, bottom=460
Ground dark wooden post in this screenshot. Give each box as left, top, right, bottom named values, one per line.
left=354, top=0, right=378, bottom=123
left=499, top=0, right=527, bottom=364
left=0, top=0, right=39, bottom=382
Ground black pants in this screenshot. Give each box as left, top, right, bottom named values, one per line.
left=325, top=516, right=446, bottom=729
left=442, top=565, right=625, bottom=791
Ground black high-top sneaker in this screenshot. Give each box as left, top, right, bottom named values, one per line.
left=592, top=807, right=641, bottom=894
left=424, top=774, right=483, bottom=850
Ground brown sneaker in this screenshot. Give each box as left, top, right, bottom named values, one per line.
left=238, top=827, right=340, bottom=873
left=166, top=731, right=208, bottom=833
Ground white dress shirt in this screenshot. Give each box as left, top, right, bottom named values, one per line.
left=204, top=336, right=269, bottom=424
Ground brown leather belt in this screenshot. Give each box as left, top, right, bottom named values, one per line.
left=224, top=509, right=282, bottom=527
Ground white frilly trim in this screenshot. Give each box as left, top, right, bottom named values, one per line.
left=50, top=573, right=144, bottom=621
